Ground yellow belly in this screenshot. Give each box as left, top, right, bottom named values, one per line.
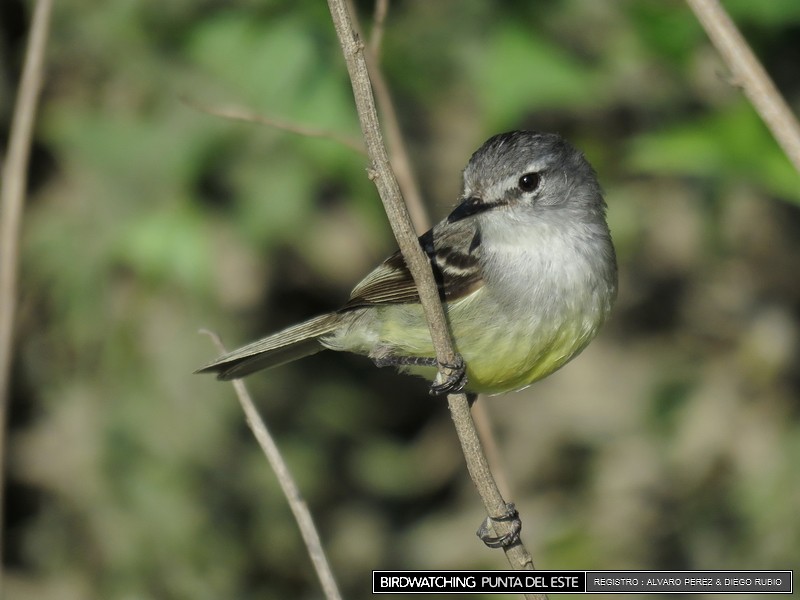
left=333, top=291, right=605, bottom=395
left=457, top=321, right=597, bottom=394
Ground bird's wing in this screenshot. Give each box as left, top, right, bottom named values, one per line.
left=343, top=218, right=484, bottom=309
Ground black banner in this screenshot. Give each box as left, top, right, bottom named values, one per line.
left=372, top=570, right=793, bottom=594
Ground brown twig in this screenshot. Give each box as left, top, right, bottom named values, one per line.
left=471, top=401, right=512, bottom=497
left=356, top=0, right=517, bottom=519
left=366, top=52, right=430, bottom=233
left=346, top=0, right=428, bottom=233
left=369, top=0, right=390, bottom=60
left=181, top=96, right=367, bottom=156
left=326, top=0, right=457, bottom=375
left=200, top=330, right=343, bottom=600
left=686, top=0, right=800, bottom=174
left=0, top=0, right=53, bottom=586
left=326, top=0, right=542, bottom=587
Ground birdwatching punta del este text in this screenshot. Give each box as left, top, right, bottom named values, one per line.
left=372, top=569, right=793, bottom=594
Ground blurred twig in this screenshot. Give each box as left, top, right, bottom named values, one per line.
left=200, top=330, right=343, bottom=600
left=686, top=0, right=800, bottom=174
left=347, top=0, right=428, bottom=233
left=181, top=96, right=367, bottom=156
left=368, top=0, right=389, bottom=60
left=326, top=0, right=542, bottom=587
left=471, top=402, right=512, bottom=497
left=0, top=0, right=53, bottom=585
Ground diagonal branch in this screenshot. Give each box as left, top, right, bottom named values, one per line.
left=686, top=0, right=800, bottom=174
left=181, top=96, right=366, bottom=156
left=0, top=0, right=54, bottom=588
left=325, top=0, right=544, bottom=590
left=346, top=0, right=428, bottom=234
left=368, top=0, right=390, bottom=60
left=201, top=330, right=343, bottom=600
left=325, top=0, right=458, bottom=379
left=351, top=0, right=514, bottom=504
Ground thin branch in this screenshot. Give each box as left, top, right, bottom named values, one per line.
left=369, top=0, right=389, bottom=60
left=181, top=96, right=367, bottom=156
left=200, top=330, right=343, bottom=600
left=325, top=0, right=543, bottom=587
left=346, top=0, right=428, bottom=233
left=0, top=0, right=53, bottom=586
left=686, top=0, right=800, bottom=174
left=326, top=0, right=457, bottom=377
left=354, top=0, right=517, bottom=531
left=472, top=402, right=512, bottom=497
left=366, top=48, right=430, bottom=233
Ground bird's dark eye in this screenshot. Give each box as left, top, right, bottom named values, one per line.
left=518, top=172, right=541, bottom=193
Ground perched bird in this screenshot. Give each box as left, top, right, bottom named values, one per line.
left=197, top=131, right=617, bottom=396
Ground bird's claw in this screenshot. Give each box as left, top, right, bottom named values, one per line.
left=429, top=355, right=468, bottom=396
left=476, top=502, right=522, bottom=548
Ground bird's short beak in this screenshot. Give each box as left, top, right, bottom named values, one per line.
left=447, top=196, right=505, bottom=223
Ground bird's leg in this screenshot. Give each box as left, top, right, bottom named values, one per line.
left=373, top=353, right=468, bottom=396
left=373, top=355, right=438, bottom=368
left=476, top=502, right=522, bottom=548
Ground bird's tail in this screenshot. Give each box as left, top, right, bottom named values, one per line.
left=196, top=313, right=340, bottom=380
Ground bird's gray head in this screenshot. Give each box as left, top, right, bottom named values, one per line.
left=449, top=131, right=605, bottom=224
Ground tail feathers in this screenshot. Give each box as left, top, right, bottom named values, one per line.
left=196, top=314, right=340, bottom=381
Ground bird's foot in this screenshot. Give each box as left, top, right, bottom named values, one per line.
left=373, top=353, right=468, bottom=396
left=429, top=355, right=467, bottom=396
left=476, top=502, right=522, bottom=548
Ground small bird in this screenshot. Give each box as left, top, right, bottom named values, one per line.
left=197, top=131, right=617, bottom=395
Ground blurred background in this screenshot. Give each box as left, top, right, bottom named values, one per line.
left=2, top=0, right=799, bottom=598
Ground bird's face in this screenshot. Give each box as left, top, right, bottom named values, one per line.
left=450, top=131, right=604, bottom=226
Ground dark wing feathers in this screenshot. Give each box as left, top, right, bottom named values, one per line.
left=345, top=251, right=420, bottom=306
left=197, top=217, right=484, bottom=379
left=343, top=223, right=484, bottom=310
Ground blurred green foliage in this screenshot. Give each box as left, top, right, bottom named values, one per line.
left=3, top=1, right=800, bottom=599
